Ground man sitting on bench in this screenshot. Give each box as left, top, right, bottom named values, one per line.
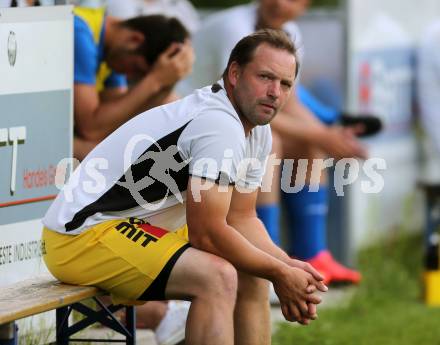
left=42, top=29, right=327, bottom=345
left=72, top=7, right=194, bottom=160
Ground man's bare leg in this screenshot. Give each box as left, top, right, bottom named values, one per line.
left=165, top=248, right=238, bottom=345
left=234, top=271, right=271, bottom=345
left=256, top=131, right=283, bottom=245
left=257, top=131, right=282, bottom=206
left=281, top=135, right=328, bottom=186
left=136, top=301, right=168, bottom=329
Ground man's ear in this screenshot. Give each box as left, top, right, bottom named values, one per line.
left=127, top=30, right=145, bottom=48
left=228, top=62, right=241, bottom=87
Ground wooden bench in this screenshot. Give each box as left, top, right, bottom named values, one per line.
left=0, top=275, right=136, bottom=345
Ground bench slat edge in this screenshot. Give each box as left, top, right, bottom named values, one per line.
left=0, top=276, right=103, bottom=325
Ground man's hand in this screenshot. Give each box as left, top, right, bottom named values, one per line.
left=287, top=258, right=328, bottom=293
left=282, top=259, right=328, bottom=325
left=149, top=41, right=195, bottom=88
left=272, top=266, right=322, bottom=324
left=317, top=126, right=368, bottom=160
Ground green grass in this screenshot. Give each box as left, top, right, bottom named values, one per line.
left=273, top=231, right=440, bottom=345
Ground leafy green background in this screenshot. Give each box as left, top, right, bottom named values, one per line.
left=188, top=0, right=339, bottom=9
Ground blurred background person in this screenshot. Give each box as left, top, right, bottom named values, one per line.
left=417, top=19, right=440, bottom=182
left=106, top=0, right=200, bottom=34
left=2, top=0, right=43, bottom=6
left=72, top=6, right=194, bottom=160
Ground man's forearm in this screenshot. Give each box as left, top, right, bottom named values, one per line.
left=144, top=88, right=178, bottom=109
left=77, top=73, right=167, bottom=141
left=227, top=215, right=292, bottom=265
left=270, top=92, right=329, bottom=145
left=190, top=221, right=290, bottom=282
left=227, top=216, right=328, bottom=285
left=270, top=109, right=327, bottom=146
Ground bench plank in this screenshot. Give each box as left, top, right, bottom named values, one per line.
left=0, top=275, right=102, bottom=325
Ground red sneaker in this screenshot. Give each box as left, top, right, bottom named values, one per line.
left=307, top=250, right=362, bottom=285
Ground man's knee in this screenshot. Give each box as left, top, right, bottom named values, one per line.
left=276, top=127, right=325, bottom=160
left=204, top=257, right=238, bottom=300
left=237, top=272, right=269, bottom=301
left=165, top=248, right=237, bottom=302
left=288, top=141, right=325, bottom=160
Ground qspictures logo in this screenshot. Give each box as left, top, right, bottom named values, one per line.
left=116, top=134, right=192, bottom=211
left=53, top=137, right=387, bottom=211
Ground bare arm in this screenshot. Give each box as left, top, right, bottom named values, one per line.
left=271, top=92, right=368, bottom=159
left=187, top=178, right=286, bottom=279
left=226, top=187, right=328, bottom=323
left=75, top=43, right=194, bottom=142
left=271, top=91, right=327, bottom=143
left=186, top=177, right=323, bottom=322
left=227, top=188, right=325, bottom=283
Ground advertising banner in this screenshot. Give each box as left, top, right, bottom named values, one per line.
left=0, top=5, right=73, bottom=286
left=344, top=0, right=440, bottom=260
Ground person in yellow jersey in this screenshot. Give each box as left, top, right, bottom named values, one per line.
left=73, top=7, right=194, bottom=160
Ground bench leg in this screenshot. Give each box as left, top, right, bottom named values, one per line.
left=0, top=322, right=18, bottom=345
left=56, top=306, right=70, bottom=345
left=55, top=300, right=136, bottom=344
left=125, top=306, right=136, bottom=345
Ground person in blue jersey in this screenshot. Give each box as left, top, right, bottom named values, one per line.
left=73, top=7, right=194, bottom=160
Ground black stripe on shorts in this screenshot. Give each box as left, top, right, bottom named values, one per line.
left=137, top=243, right=191, bottom=301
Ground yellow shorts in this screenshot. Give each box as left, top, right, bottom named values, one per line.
left=42, top=218, right=190, bottom=305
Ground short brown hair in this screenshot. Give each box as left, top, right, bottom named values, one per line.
left=222, top=29, right=299, bottom=79
left=121, top=15, right=189, bottom=65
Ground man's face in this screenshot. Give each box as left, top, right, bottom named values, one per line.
left=230, top=43, right=296, bottom=127
left=259, top=0, right=310, bottom=29
left=107, top=49, right=150, bottom=79
left=106, top=29, right=150, bottom=79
